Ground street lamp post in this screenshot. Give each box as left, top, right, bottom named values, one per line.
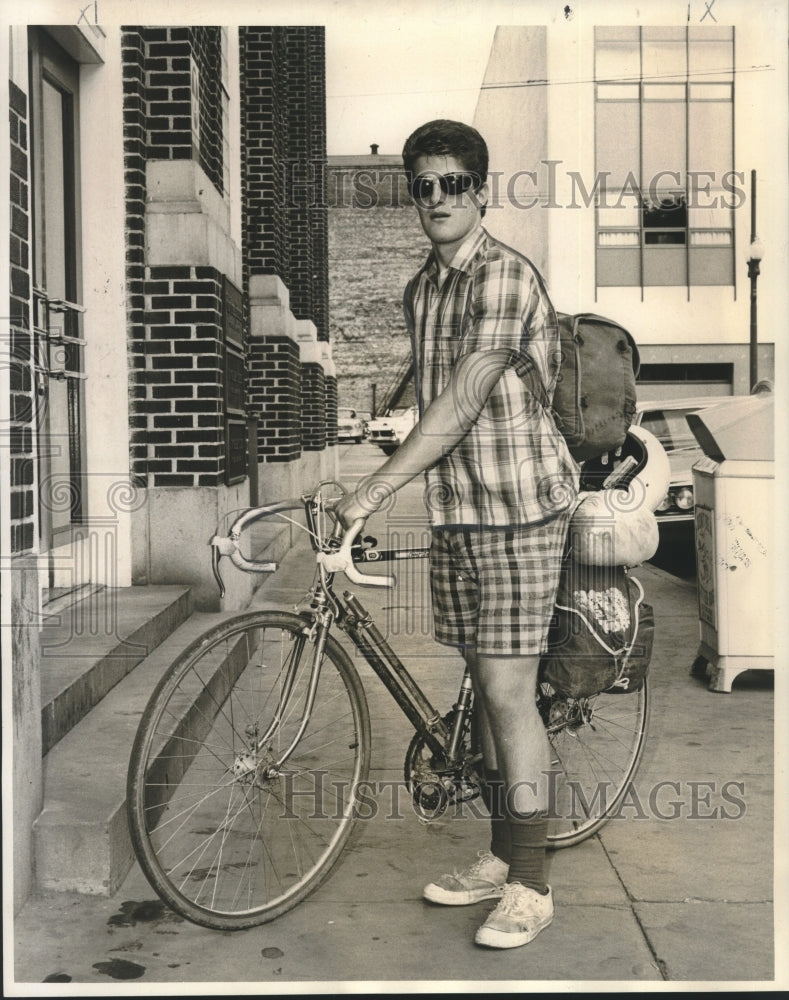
left=746, top=237, right=764, bottom=392
left=746, top=169, right=764, bottom=392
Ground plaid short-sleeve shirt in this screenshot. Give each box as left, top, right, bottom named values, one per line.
left=405, top=226, right=579, bottom=527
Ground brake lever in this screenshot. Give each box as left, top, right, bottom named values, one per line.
left=317, top=520, right=395, bottom=588
left=211, top=541, right=226, bottom=598
left=210, top=532, right=244, bottom=597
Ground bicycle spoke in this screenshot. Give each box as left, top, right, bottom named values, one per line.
left=544, top=685, right=649, bottom=846
left=128, top=611, right=370, bottom=928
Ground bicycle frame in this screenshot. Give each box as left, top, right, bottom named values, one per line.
left=218, top=490, right=473, bottom=775
left=336, top=590, right=453, bottom=758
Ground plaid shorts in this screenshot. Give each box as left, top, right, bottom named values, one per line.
left=429, top=513, right=570, bottom=656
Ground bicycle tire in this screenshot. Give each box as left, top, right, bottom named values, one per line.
left=127, top=610, right=371, bottom=930
left=541, top=679, right=651, bottom=848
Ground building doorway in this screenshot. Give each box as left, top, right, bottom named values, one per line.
left=28, top=28, right=88, bottom=599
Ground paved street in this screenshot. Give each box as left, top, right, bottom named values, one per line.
left=11, top=442, right=778, bottom=991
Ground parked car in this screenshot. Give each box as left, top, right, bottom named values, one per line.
left=633, top=395, right=745, bottom=524
left=366, top=405, right=418, bottom=455
left=337, top=407, right=366, bottom=444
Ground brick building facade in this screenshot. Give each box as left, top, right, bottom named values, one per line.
left=327, top=151, right=422, bottom=413
left=3, top=22, right=337, bottom=912
left=123, top=25, right=334, bottom=527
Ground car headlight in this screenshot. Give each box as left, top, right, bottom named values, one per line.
left=673, top=487, right=694, bottom=510
left=656, top=493, right=672, bottom=512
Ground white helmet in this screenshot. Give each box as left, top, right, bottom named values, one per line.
left=619, top=424, right=672, bottom=512
left=577, top=424, right=671, bottom=514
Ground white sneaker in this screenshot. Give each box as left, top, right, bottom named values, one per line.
left=423, top=851, right=509, bottom=906
left=474, top=882, right=554, bottom=948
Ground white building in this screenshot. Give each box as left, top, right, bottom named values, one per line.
left=473, top=17, right=784, bottom=397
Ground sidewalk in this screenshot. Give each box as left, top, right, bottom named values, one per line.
left=9, top=447, right=778, bottom=991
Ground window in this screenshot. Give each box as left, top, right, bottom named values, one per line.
left=644, top=193, right=687, bottom=244
left=637, top=362, right=733, bottom=398
left=595, top=26, right=735, bottom=289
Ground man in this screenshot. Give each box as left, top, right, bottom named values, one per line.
left=334, top=119, right=578, bottom=949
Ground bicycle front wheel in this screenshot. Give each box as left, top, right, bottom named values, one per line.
left=127, top=611, right=371, bottom=930
left=540, top=680, right=650, bottom=848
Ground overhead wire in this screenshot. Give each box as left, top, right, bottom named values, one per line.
left=325, top=63, right=774, bottom=100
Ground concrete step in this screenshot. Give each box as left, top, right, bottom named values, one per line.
left=33, top=610, right=232, bottom=896
left=39, top=585, right=193, bottom=755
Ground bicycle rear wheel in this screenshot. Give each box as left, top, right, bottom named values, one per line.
left=127, top=610, right=371, bottom=930
left=540, top=680, right=650, bottom=848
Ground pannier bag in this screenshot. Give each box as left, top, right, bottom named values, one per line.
left=551, top=313, right=640, bottom=463
left=539, top=560, right=654, bottom=699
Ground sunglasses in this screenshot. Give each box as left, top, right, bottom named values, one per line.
left=408, top=171, right=481, bottom=204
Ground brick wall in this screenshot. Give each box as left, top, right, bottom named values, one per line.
left=239, top=27, right=289, bottom=284
left=240, top=25, right=328, bottom=330
left=137, top=266, right=225, bottom=486
left=300, top=28, right=328, bottom=342
left=325, top=374, right=338, bottom=447
left=124, top=27, right=228, bottom=489
left=188, top=27, right=223, bottom=193
left=301, top=362, right=326, bottom=452
left=247, top=336, right=301, bottom=462
left=8, top=80, right=34, bottom=554
left=122, top=27, right=149, bottom=488
left=328, top=202, right=422, bottom=410
left=143, top=26, right=224, bottom=193
left=123, top=26, right=333, bottom=485
left=328, top=161, right=411, bottom=210
left=240, top=26, right=331, bottom=464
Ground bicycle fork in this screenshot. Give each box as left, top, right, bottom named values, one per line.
left=235, top=612, right=334, bottom=779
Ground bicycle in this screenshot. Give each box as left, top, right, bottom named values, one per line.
left=127, top=484, right=650, bottom=931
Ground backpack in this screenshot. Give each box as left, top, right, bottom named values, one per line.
left=404, top=278, right=640, bottom=463
left=550, top=313, right=640, bottom=463
left=539, top=560, right=654, bottom=699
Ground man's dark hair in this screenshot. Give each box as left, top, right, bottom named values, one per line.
left=402, top=119, right=489, bottom=186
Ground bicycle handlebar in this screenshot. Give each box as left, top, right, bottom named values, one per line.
left=209, top=490, right=395, bottom=596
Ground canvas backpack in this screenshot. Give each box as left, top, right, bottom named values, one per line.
left=403, top=280, right=640, bottom=463
left=549, top=313, right=641, bottom=463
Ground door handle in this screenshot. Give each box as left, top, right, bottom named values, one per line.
left=47, top=297, right=86, bottom=314
left=35, top=366, right=88, bottom=383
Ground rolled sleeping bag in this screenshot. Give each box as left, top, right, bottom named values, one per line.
left=570, top=495, right=660, bottom=566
